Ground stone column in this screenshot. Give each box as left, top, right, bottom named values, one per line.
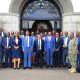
left=62, top=13, right=80, bottom=34
left=0, top=13, right=19, bottom=33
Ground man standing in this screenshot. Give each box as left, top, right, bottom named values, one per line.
left=42, top=32, right=47, bottom=41
left=54, top=32, right=62, bottom=67
left=22, top=31, right=32, bottom=69
left=68, top=32, right=78, bottom=73
left=33, top=34, right=44, bottom=67
left=10, top=32, right=14, bottom=38
left=77, top=32, right=80, bottom=72
left=45, top=31, right=55, bottom=68
left=31, top=31, right=36, bottom=63
left=20, top=30, right=25, bottom=39
left=60, top=31, right=64, bottom=66
left=0, top=31, right=3, bottom=68
left=63, top=32, right=70, bottom=67
left=2, top=32, right=12, bottom=68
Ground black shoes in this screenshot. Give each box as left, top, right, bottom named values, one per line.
left=46, top=65, right=54, bottom=68
left=24, top=67, right=27, bottom=70
left=46, top=65, right=49, bottom=68
left=28, top=67, right=32, bottom=69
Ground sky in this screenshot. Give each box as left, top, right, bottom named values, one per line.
left=0, top=0, right=80, bottom=13
left=0, top=0, right=11, bottom=13
left=71, top=0, right=80, bottom=12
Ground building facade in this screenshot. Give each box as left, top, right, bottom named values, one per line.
left=0, top=0, right=80, bottom=33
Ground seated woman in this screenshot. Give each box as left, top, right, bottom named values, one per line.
left=12, top=32, right=22, bottom=69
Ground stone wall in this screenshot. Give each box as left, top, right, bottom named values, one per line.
left=0, top=13, right=19, bottom=33
left=1, top=12, right=80, bottom=34
left=62, top=13, right=80, bottom=33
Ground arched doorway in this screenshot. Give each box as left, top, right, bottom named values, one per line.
left=20, top=0, right=62, bottom=33
left=32, top=20, right=52, bottom=32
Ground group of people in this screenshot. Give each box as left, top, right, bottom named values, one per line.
left=0, top=28, right=80, bottom=73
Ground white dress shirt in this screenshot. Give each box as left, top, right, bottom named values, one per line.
left=26, top=36, right=29, bottom=47
left=56, top=37, right=58, bottom=42
left=7, top=37, right=9, bottom=47
left=64, top=36, right=68, bottom=47
left=38, top=39, right=41, bottom=50
left=48, top=36, right=51, bottom=42
left=1, top=32, right=4, bottom=37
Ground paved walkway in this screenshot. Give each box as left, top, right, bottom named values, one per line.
left=0, top=68, right=80, bottom=80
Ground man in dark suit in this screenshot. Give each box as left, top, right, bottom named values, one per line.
left=2, top=32, right=12, bottom=68
left=0, top=31, right=3, bottom=68
left=33, top=34, right=44, bottom=67
left=54, top=32, right=62, bottom=67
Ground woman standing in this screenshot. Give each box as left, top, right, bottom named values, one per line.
left=68, top=32, right=78, bottom=73
left=12, top=32, right=22, bottom=69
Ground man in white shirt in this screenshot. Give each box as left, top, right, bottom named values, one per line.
left=63, top=32, right=70, bottom=67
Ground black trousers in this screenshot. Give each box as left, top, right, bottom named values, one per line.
left=54, top=50, right=61, bottom=67
left=36, top=50, right=43, bottom=67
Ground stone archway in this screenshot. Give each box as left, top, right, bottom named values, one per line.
left=9, top=0, right=73, bottom=14
left=9, top=0, right=79, bottom=33
left=20, top=0, right=62, bottom=32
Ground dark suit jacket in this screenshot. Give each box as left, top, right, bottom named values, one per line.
left=55, top=37, right=62, bottom=50
left=2, top=37, right=12, bottom=52
left=2, top=37, right=12, bottom=48
left=33, top=39, right=44, bottom=53
left=0, top=36, right=3, bottom=51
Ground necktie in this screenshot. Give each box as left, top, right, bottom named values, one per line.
left=38, top=40, right=41, bottom=50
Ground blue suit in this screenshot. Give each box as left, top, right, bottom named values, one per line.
left=31, top=36, right=37, bottom=51
left=63, top=36, right=70, bottom=66
left=31, top=36, right=37, bottom=63
left=22, top=36, right=33, bottom=68
left=0, top=36, right=3, bottom=65
left=2, top=37, right=12, bottom=67
left=45, top=36, right=55, bottom=66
